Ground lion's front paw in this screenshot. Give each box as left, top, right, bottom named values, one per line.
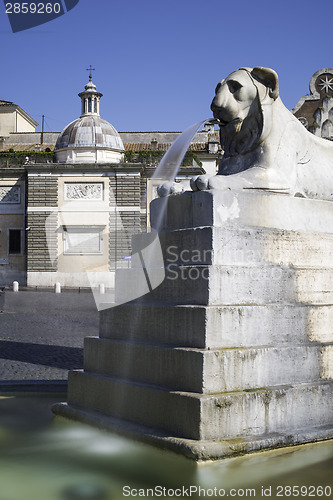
left=157, top=181, right=185, bottom=197
left=206, top=175, right=231, bottom=190
left=191, top=174, right=235, bottom=191
left=190, top=175, right=211, bottom=191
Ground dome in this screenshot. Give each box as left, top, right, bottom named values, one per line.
left=55, top=74, right=124, bottom=164
left=55, top=115, right=124, bottom=151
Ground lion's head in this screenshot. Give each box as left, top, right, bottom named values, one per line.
left=211, top=67, right=279, bottom=158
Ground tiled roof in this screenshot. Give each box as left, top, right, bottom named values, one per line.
left=121, top=131, right=182, bottom=134
left=1, top=142, right=207, bottom=153
left=124, top=143, right=207, bottom=152
left=125, top=143, right=170, bottom=151
left=188, top=143, right=209, bottom=152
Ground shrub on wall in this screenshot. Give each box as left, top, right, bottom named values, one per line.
left=124, top=149, right=202, bottom=167
left=0, top=151, right=56, bottom=163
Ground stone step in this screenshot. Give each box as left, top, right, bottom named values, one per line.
left=150, top=189, right=333, bottom=233
left=115, top=265, right=333, bottom=306
left=132, top=225, right=333, bottom=269
left=100, top=303, right=333, bottom=348
left=83, top=337, right=331, bottom=393
left=52, top=402, right=333, bottom=461
left=67, top=371, right=333, bottom=441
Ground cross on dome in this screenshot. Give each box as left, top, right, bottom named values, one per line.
left=86, top=65, right=95, bottom=82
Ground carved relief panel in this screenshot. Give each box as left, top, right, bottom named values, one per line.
left=64, top=182, right=104, bottom=201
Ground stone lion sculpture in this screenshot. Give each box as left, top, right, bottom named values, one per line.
left=159, top=67, right=333, bottom=201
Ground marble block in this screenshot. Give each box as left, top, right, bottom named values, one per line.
left=53, top=190, right=333, bottom=460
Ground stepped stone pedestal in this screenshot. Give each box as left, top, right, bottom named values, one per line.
left=53, top=189, right=333, bottom=461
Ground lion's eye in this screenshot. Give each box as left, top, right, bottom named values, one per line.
left=227, top=80, right=243, bottom=94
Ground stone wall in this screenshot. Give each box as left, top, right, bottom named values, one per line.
left=109, top=174, right=141, bottom=271
left=26, top=175, right=58, bottom=272
left=27, top=174, right=57, bottom=207
left=140, top=176, right=147, bottom=231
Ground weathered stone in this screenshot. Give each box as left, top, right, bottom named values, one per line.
left=84, top=337, right=324, bottom=393
left=99, top=303, right=333, bottom=348
left=65, top=370, right=333, bottom=441
left=115, top=265, right=333, bottom=306
left=55, top=182, right=333, bottom=461
left=51, top=401, right=333, bottom=461
left=133, top=225, right=333, bottom=268
left=151, top=189, right=333, bottom=233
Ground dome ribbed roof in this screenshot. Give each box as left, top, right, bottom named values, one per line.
left=55, top=115, right=124, bottom=151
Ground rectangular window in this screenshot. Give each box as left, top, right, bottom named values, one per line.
left=9, top=229, right=22, bottom=254
left=63, top=226, right=104, bottom=255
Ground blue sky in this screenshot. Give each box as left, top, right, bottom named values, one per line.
left=0, top=0, right=332, bottom=133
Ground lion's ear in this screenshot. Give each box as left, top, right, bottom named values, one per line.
left=251, top=67, right=279, bottom=100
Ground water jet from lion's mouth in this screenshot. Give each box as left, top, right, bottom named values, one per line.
left=151, top=118, right=213, bottom=232
left=152, top=118, right=212, bottom=184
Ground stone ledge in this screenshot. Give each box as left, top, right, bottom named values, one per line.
left=133, top=225, right=333, bottom=268
left=52, top=402, right=333, bottom=461
left=100, top=303, right=333, bottom=347
left=83, top=337, right=330, bottom=393
left=65, top=371, right=333, bottom=441
left=115, top=265, right=333, bottom=306
left=151, top=190, right=333, bottom=233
